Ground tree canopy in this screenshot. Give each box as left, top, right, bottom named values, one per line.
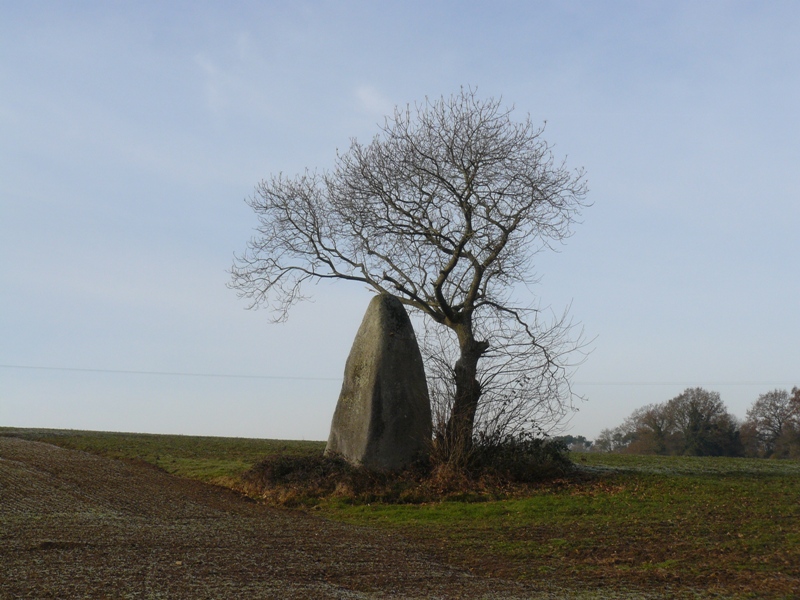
left=742, top=388, right=800, bottom=458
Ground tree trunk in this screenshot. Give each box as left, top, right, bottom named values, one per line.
left=444, top=326, right=488, bottom=460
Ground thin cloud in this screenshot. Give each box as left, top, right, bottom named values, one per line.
left=354, top=84, right=394, bottom=118
left=194, top=53, right=227, bottom=115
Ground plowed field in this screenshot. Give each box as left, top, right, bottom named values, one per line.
left=1, top=436, right=540, bottom=599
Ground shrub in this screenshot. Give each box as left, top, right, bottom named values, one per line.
left=462, top=434, right=572, bottom=482
left=239, top=435, right=573, bottom=506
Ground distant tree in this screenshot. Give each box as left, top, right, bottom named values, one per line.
left=662, top=388, right=741, bottom=456
left=743, top=388, right=800, bottom=458
left=738, top=419, right=761, bottom=458
left=593, top=426, right=636, bottom=453
left=554, top=434, right=593, bottom=452
left=789, top=387, right=800, bottom=458
left=230, top=89, right=589, bottom=462
left=595, top=388, right=741, bottom=456
left=629, top=405, right=672, bottom=454
left=594, top=404, right=672, bottom=454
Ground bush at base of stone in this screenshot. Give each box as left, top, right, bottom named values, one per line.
left=239, top=436, right=573, bottom=506
left=466, top=434, right=573, bottom=483
left=239, top=453, right=431, bottom=506
left=428, top=433, right=573, bottom=485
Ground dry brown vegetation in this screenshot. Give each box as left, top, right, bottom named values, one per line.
left=238, top=437, right=573, bottom=506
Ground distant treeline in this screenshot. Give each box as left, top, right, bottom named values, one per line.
left=557, top=387, right=800, bottom=458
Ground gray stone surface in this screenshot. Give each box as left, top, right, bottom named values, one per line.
left=325, top=294, right=432, bottom=470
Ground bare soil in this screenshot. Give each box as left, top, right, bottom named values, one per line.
left=1, top=436, right=548, bottom=599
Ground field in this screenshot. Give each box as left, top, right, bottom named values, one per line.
left=3, top=427, right=799, bottom=598
left=1, top=427, right=323, bottom=483
left=3, top=433, right=539, bottom=599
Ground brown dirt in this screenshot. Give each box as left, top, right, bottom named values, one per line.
left=0, top=436, right=549, bottom=599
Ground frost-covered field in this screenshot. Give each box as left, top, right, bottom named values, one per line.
left=1, top=436, right=548, bottom=599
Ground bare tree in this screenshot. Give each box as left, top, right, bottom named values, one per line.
left=593, top=427, right=635, bottom=453
left=231, top=89, right=588, bottom=458
left=596, top=389, right=741, bottom=456
left=744, top=388, right=800, bottom=457
left=419, top=300, right=583, bottom=449
left=624, top=403, right=674, bottom=454
left=663, top=388, right=741, bottom=456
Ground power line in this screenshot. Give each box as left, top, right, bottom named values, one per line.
left=574, top=381, right=795, bottom=386
left=0, top=364, right=339, bottom=381
left=0, top=364, right=794, bottom=386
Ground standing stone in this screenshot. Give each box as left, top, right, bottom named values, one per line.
left=325, top=294, right=432, bottom=470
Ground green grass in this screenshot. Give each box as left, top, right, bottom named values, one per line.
left=319, top=455, right=800, bottom=597
left=574, top=451, right=800, bottom=475
left=4, top=427, right=799, bottom=598
left=0, top=427, right=325, bottom=483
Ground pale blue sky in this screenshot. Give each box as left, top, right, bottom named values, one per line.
left=2, top=1, right=798, bottom=440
